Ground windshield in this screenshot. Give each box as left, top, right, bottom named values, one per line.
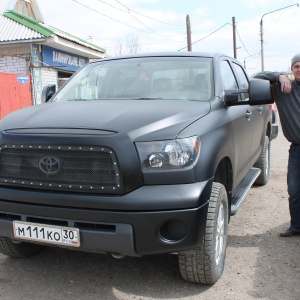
left=52, top=57, right=213, bottom=102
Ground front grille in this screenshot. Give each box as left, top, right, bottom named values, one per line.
left=0, top=145, right=121, bottom=193
left=4, top=128, right=117, bottom=135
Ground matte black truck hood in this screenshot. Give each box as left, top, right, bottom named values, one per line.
left=0, top=100, right=210, bottom=141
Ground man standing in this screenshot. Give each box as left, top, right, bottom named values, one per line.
left=254, top=53, right=300, bottom=237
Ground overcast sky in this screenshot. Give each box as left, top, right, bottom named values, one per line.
left=37, top=0, right=300, bottom=76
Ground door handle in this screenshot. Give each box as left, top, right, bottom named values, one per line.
left=259, top=106, right=263, bottom=114
left=246, top=111, right=252, bottom=120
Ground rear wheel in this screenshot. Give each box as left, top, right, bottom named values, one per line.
left=0, top=237, right=44, bottom=258
left=178, top=182, right=228, bottom=284
left=254, top=136, right=270, bottom=185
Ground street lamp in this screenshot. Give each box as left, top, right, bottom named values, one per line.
left=260, top=3, right=299, bottom=71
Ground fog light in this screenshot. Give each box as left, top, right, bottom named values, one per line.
left=159, top=220, right=187, bottom=242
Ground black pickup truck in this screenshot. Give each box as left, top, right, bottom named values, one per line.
left=0, top=52, right=273, bottom=285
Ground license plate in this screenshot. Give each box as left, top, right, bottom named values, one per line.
left=13, top=221, right=80, bottom=247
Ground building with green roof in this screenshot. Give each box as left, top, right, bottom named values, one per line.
left=0, top=0, right=106, bottom=104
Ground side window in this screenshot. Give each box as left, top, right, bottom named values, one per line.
left=232, top=62, right=249, bottom=99
left=220, top=61, right=238, bottom=90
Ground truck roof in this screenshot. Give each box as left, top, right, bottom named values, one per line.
left=92, top=52, right=231, bottom=63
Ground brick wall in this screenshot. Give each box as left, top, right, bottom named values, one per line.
left=0, top=56, right=27, bottom=74
left=41, top=68, right=58, bottom=88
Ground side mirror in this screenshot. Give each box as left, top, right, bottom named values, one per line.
left=224, top=89, right=249, bottom=106
left=225, top=79, right=274, bottom=107
left=41, top=84, right=56, bottom=103
left=249, top=79, right=273, bottom=105
left=224, top=90, right=239, bottom=105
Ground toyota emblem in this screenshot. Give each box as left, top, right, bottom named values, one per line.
left=39, top=157, right=61, bottom=174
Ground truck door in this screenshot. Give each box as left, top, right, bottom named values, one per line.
left=231, top=63, right=265, bottom=167
left=220, top=60, right=252, bottom=186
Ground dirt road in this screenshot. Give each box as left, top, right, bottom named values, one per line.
left=0, top=129, right=299, bottom=300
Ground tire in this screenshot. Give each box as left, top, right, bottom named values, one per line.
left=178, top=182, right=228, bottom=284
left=0, top=237, right=44, bottom=258
left=254, top=136, right=270, bottom=186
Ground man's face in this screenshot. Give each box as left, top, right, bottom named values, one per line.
left=292, top=62, right=300, bottom=81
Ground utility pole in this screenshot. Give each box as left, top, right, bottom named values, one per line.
left=232, top=17, right=237, bottom=59
left=186, top=14, right=192, bottom=51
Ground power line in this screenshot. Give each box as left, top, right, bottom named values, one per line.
left=264, top=7, right=292, bottom=33
left=72, top=0, right=184, bottom=43
left=235, top=23, right=262, bottom=61
left=264, top=0, right=289, bottom=29
left=178, top=20, right=260, bottom=61
left=98, top=0, right=184, bottom=42
left=235, top=27, right=252, bottom=56
left=113, top=0, right=185, bottom=26
left=119, top=8, right=182, bottom=42
left=178, top=22, right=231, bottom=51
left=72, top=0, right=149, bottom=33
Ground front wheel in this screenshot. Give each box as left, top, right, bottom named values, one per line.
left=0, top=237, right=44, bottom=258
left=178, top=182, right=229, bottom=284
left=254, top=135, right=270, bottom=185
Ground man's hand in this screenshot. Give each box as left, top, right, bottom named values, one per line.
left=279, top=74, right=292, bottom=93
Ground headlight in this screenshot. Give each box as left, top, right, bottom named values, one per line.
left=135, top=136, right=200, bottom=171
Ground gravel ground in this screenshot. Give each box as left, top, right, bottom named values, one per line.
left=0, top=128, right=299, bottom=300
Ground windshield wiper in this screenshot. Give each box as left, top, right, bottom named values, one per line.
left=67, top=99, right=87, bottom=101
left=133, top=97, right=163, bottom=100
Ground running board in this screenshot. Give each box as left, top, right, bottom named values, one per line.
left=230, top=168, right=261, bottom=216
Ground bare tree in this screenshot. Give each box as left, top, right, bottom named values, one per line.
left=112, top=34, right=142, bottom=56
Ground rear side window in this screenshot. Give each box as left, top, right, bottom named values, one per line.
left=232, top=62, right=249, bottom=99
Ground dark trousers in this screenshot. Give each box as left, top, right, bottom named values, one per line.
left=287, top=143, right=300, bottom=230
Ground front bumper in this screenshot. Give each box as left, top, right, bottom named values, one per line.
left=0, top=180, right=212, bottom=256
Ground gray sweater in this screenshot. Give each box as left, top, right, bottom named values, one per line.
left=254, top=72, right=300, bottom=144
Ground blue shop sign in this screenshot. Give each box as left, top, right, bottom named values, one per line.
left=17, top=75, right=29, bottom=85
left=42, top=45, right=89, bottom=72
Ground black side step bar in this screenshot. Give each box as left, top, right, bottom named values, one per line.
left=230, top=168, right=261, bottom=216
